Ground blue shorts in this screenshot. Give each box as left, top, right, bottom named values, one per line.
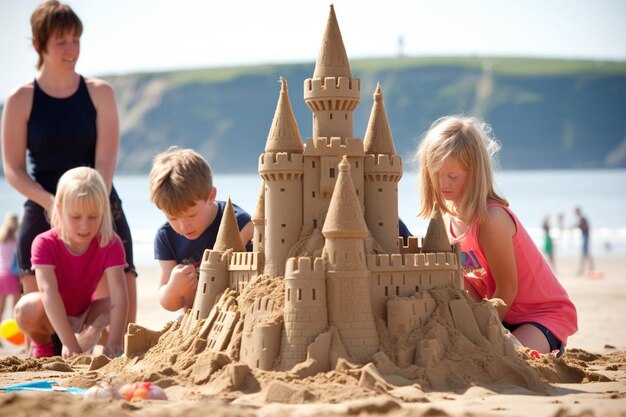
left=503, top=321, right=565, bottom=357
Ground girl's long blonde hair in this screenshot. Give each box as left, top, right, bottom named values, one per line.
left=50, top=167, right=114, bottom=247
left=417, top=115, right=507, bottom=223
left=0, top=212, right=19, bottom=243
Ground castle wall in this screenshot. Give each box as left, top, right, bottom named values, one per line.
left=280, top=257, right=328, bottom=369
left=387, top=292, right=436, bottom=336
left=304, top=77, right=360, bottom=138
left=240, top=296, right=281, bottom=370
left=367, top=252, right=460, bottom=319
left=259, top=152, right=304, bottom=277
left=227, top=252, right=263, bottom=293
left=302, top=138, right=364, bottom=235
left=363, top=154, right=403, bottom=254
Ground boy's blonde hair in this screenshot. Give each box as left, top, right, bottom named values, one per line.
left=0, top=212, right=19, bottom=243
left=417, top=115, right=507, bottom=224
left=31, top=1, right=83, bottom=70
left=51, top=167, right=114, bottom=246
left=149, top=147, right=214, bottom=217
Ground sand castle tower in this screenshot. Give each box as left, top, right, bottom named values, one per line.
left=302, top=5, right=366, bottom=238
left=259, top=78, right=304, bottom=277
left=363, top=84, right=403, bottom=254
left=323, top=157, right=379, bottom=361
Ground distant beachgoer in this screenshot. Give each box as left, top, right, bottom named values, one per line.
left=416, top=115, right=577, bottom=355
left=542, top=215, right=555, bottom=270
left=14, top=167, right=128, bottom=358
left=0, top=212, right=22, bottom=331
left=574, top=206, right=595, bottom=276
left=0, top=1, right=137, bottom=328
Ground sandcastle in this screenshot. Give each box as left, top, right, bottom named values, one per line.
left=125, top=5, right=518, bottom=379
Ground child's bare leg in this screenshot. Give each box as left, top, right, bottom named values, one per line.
left=512, top=324, right=550, bottom=353
left=14, top=292, right=53, bottom=345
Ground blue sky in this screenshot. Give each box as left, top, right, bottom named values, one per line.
left=1, top=0, right=625, bottom=100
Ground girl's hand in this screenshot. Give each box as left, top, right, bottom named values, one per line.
left=103, top=343, right=123, bottom=358
left=61, top=344, right=81, bottom=359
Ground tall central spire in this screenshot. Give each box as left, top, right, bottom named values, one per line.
left=313, top=4, right=352, bottom=79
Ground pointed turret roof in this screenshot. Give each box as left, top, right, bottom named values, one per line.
left=264, top=77, right=304, bottom=153
left=422, top=203, right=451, bottom=252
left=363, top=84, right=396, bottom=155
left=252, top=182, right=265, bottom=222
left=322, top=157, right=368, bottom=238
left=214, top=197, right=246, bottom=252
left=313, top=5, right=352, bottom=79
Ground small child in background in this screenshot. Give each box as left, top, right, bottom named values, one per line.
left=14, top=167, right=128, bottom=358
left=0, top=212, right=21, bottom=328
left=149, top=147, right=253, bottom=313
left=416, top=115, right=577, bottom=355
left=542, top=215, right=555, bottom=270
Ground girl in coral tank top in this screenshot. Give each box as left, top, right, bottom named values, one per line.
left=416, top=115, right=577, bottom=356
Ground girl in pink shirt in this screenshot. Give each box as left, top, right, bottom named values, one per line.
left=417, top=116, right=577, bottom=355
left=14, top=167, right=128, bottom=358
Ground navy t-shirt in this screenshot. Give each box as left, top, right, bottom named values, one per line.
left=154, top=201, right=252, bottom=268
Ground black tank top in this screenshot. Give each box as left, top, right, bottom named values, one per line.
left=27, top=76, right=97, bottom=193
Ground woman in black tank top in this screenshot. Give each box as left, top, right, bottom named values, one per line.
left=0, top=1, right=138, bottom=340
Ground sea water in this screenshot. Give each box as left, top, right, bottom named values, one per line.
left=1, top=169, right=625, bottom=266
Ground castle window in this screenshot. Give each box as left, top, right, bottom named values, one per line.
left=384, top=286, right=388, bottom=296
left=287, top=289, right=291, bottom=301
left=356, top=189, right=359, bottom=196
left=356, top=161, right=359, bottom=168
left=344, top=113, right=348, bottom=120
left=281, top=188, right=285, bottom=192
left=282, top=224, right=286, bottom=228
left=330, top=168, right=335, bottom=178
left=211, top=276, right=215, bottom=282
left=313, top=219, right=317, bottom=228
left=378, top=222, right=383, bottom=227
left=378, top=188, right=383, bottom=192
left=196, top=310, right=199, bottom=320
left=281, top=239, right=285, bottom=243
left=297, top=289, right=302, bottom=301
left=396, top=286, right=400, bottom=296
left=330, top=113, right=333, bottom=120
left=312, top=161, right=316, bottom=168
left=377, top=276, right=380, bottom=285
left=312, top=289, right=316, bottom=300
left=312, top=191, right=316, bottom=198
left=203, top=283, right=206, bottom=293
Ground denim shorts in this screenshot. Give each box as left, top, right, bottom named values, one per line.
left=503, top=321, right=565, bottom=357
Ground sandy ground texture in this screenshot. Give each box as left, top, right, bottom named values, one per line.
left=1, top=255, right=625, bottom=417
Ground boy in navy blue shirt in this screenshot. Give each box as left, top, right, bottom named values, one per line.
left=149, top=147, right=253, bottom=312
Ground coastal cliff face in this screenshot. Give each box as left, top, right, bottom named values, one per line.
left=1, top=58, right=624, bottom=174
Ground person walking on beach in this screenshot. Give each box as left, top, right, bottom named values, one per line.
left=0, top=1, right=137, bottom=329
left=416, top=115, right=577, bottom=355
left=574, top=206, right=594, bottom=276
left=13, top=167, right=128, bottom=358
left=542, top=215, right=555, bottom=271
left=0, top=213, right=22, bottom=331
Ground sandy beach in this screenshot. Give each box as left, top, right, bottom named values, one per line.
left=1, top=254, right=625, bottom=417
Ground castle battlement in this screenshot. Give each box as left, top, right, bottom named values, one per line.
left=304, top=77, right=360, bottom=99
left=228, top=252, right=262, bottom=271
left=366, top=252, right=458, bottom=270
left=304, top=137, right=364, bottom=155
left=199, top=249, right=226, bottom=269
left=363, top=154, right=403, bottom=175
left=259, top=152, right=304, bottom=170
left=285, top=256, right=326, bottom=278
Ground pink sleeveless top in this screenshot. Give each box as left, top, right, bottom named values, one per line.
left=448, top=202, right=578, bottom=345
